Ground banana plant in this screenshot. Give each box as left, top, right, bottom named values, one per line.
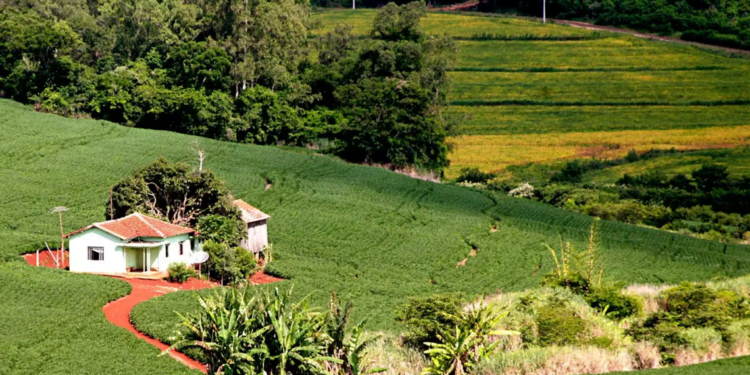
left=164, top=288, right=268, bottom=375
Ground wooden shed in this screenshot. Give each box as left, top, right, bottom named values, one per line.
left=233, top=199, right=271, bottom=253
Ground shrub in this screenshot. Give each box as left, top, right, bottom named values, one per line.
left=203, top=240, right=259, bottom=286
left=457, top=167, right=496, bottom=184
left=166, top=262, right=196, bottom=283
left=535, top=303, right=586, bottom=347
left=550, top=161, right=584, bottom=184
left=508, top=182, right=535, bottom=198
left=585, top=284, right=643, bottom=320
left=394, top=292, right=464, bottom=349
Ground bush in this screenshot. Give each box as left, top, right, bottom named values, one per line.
left=394, top=292, right=465, bottom=349
left=584, top=284, right=643, bottom=320
left=456, top=167, right=495, bottom=184
left=535, top=303, right=586, bottom=347
left=550, top=161, right=584, bottom=184
left=203, top=240, right=259, bottom=286
left=166, top=262, right=196, bottom=283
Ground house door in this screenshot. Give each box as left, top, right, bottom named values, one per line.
left=125, top=248, right=146, bottom=272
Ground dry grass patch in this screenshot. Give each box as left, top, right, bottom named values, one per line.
left=446, top=125, right=750, bottom=178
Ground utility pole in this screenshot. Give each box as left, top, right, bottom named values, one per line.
left=352, top=0, right=355, bottom=9
left=543, top=0, right=546, bottom=23
left=51, top=207, right=68, bottom=269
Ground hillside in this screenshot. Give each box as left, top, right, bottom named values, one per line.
left=313, top=10, right=750, bottom=177
left=2, top=97, right=750, bottom=374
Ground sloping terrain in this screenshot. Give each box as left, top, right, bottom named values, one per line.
left=313, top=10, right=750, bottom=177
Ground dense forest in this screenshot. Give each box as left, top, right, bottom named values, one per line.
left=0, top=0, right=456, bottom=171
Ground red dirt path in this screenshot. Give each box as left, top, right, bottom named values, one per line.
left=23, top=250, right=283, bottom=373
left=103, top=277, right=215, bottom=373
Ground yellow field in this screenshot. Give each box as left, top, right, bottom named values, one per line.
left=446, top=125, right=750, bottom=178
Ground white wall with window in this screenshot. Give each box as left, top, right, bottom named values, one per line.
left=68, top=228, right=126, bottom=273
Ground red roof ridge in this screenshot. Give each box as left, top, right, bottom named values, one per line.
left=133, top=212, right=165, bottom=237
left=65, top=212, right=193, bottom=240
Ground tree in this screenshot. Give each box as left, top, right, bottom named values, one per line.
left=692, top=163, right=730, bottom=192
left=371, top=1, right=426, bottom=42
left=109, top=157, right=239, bottom=225
left=334, top=78, right=449, bottom=170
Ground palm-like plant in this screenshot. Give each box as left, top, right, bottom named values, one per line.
left=423, top=299, right=518, bottom=375
left=164, top=288, right=267, bottom=375
left=325, top=292, right=385, bottom=375
left=260, top=288, right=330, bottom=375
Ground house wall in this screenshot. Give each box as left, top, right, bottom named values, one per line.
left=241, top=220, right=268, bottom=253
left=71, top=230, right=198, bottom=274
left=151, top=234, right=194, bottom=272
left=69, top=228, right=126, bottom=273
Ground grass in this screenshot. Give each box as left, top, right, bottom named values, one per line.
left=0, top=261, right=199, bottom=375
left=446, top=125, right=750, bottom=177
left=584, top=148, right=750, bottom=184
left=609, top=356, right=750, bottom=374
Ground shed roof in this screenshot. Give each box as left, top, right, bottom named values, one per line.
left=233, top=199, right=271, bottom=223
left=65, top=213, right=194, bottom=240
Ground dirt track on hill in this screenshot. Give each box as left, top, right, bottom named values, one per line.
left=552, top=20, right=750, bottom=55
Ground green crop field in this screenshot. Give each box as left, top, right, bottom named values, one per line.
left=448, top=105, right=750, bottom=135
left=313, top=10, right=594, bottom=38
left=313, top=9, right=750, bottom=177
left=1, top=98, right=750, bottom=373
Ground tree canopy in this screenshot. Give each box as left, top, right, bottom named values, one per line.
left=0, top=1, right=455, bottom=172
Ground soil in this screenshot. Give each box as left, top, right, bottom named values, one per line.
left=22, top=249, right=69, bottom=269
left=22, top=251, right=282, bottom=373
left=102, top=277, right=215, bottom=373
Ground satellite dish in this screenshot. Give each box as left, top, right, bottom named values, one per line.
left=191, top=252, right=209, bottom=264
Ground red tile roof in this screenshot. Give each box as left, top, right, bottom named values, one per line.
left=233, top=199, right=271, bottom=223
left=66, top=213, right=194, bottom=240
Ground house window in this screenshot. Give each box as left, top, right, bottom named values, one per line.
left=88, top=247, right=104, bottom=261
left=165, top=244, right=170, bottom=258
left=179, top=242, right=184, bottom=255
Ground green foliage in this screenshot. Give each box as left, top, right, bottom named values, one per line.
left=202, top=240, right=258, bottom=286
left=456, top=167, right=495, bottom=184
left=197, top=215, right=246, bottom=247
left=550, top=161, right=584, bottom=184
left=422, top=298, right=518, bottom=375
left=584, top=284, right=643, bottom=320
left=109, top=157, right=239, bottom=226
left=535, top=303, right=586, bottom=347
left=166, top=262, right=196, bottom=283
left=169, top=287, right=380, bottom=375
left=371, top=1, right=426, bottom=42
left=395, top=293, right=465, bottom=349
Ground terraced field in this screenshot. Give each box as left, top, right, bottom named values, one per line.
left=313, top=10, right=750, bottom=178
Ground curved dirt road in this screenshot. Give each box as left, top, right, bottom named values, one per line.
left=103, top=272, right=283, bottom=373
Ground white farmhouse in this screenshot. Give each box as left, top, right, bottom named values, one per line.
left=65, top=213, right=199, bottom=276
left=233, top=199, right=270, bottom=254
